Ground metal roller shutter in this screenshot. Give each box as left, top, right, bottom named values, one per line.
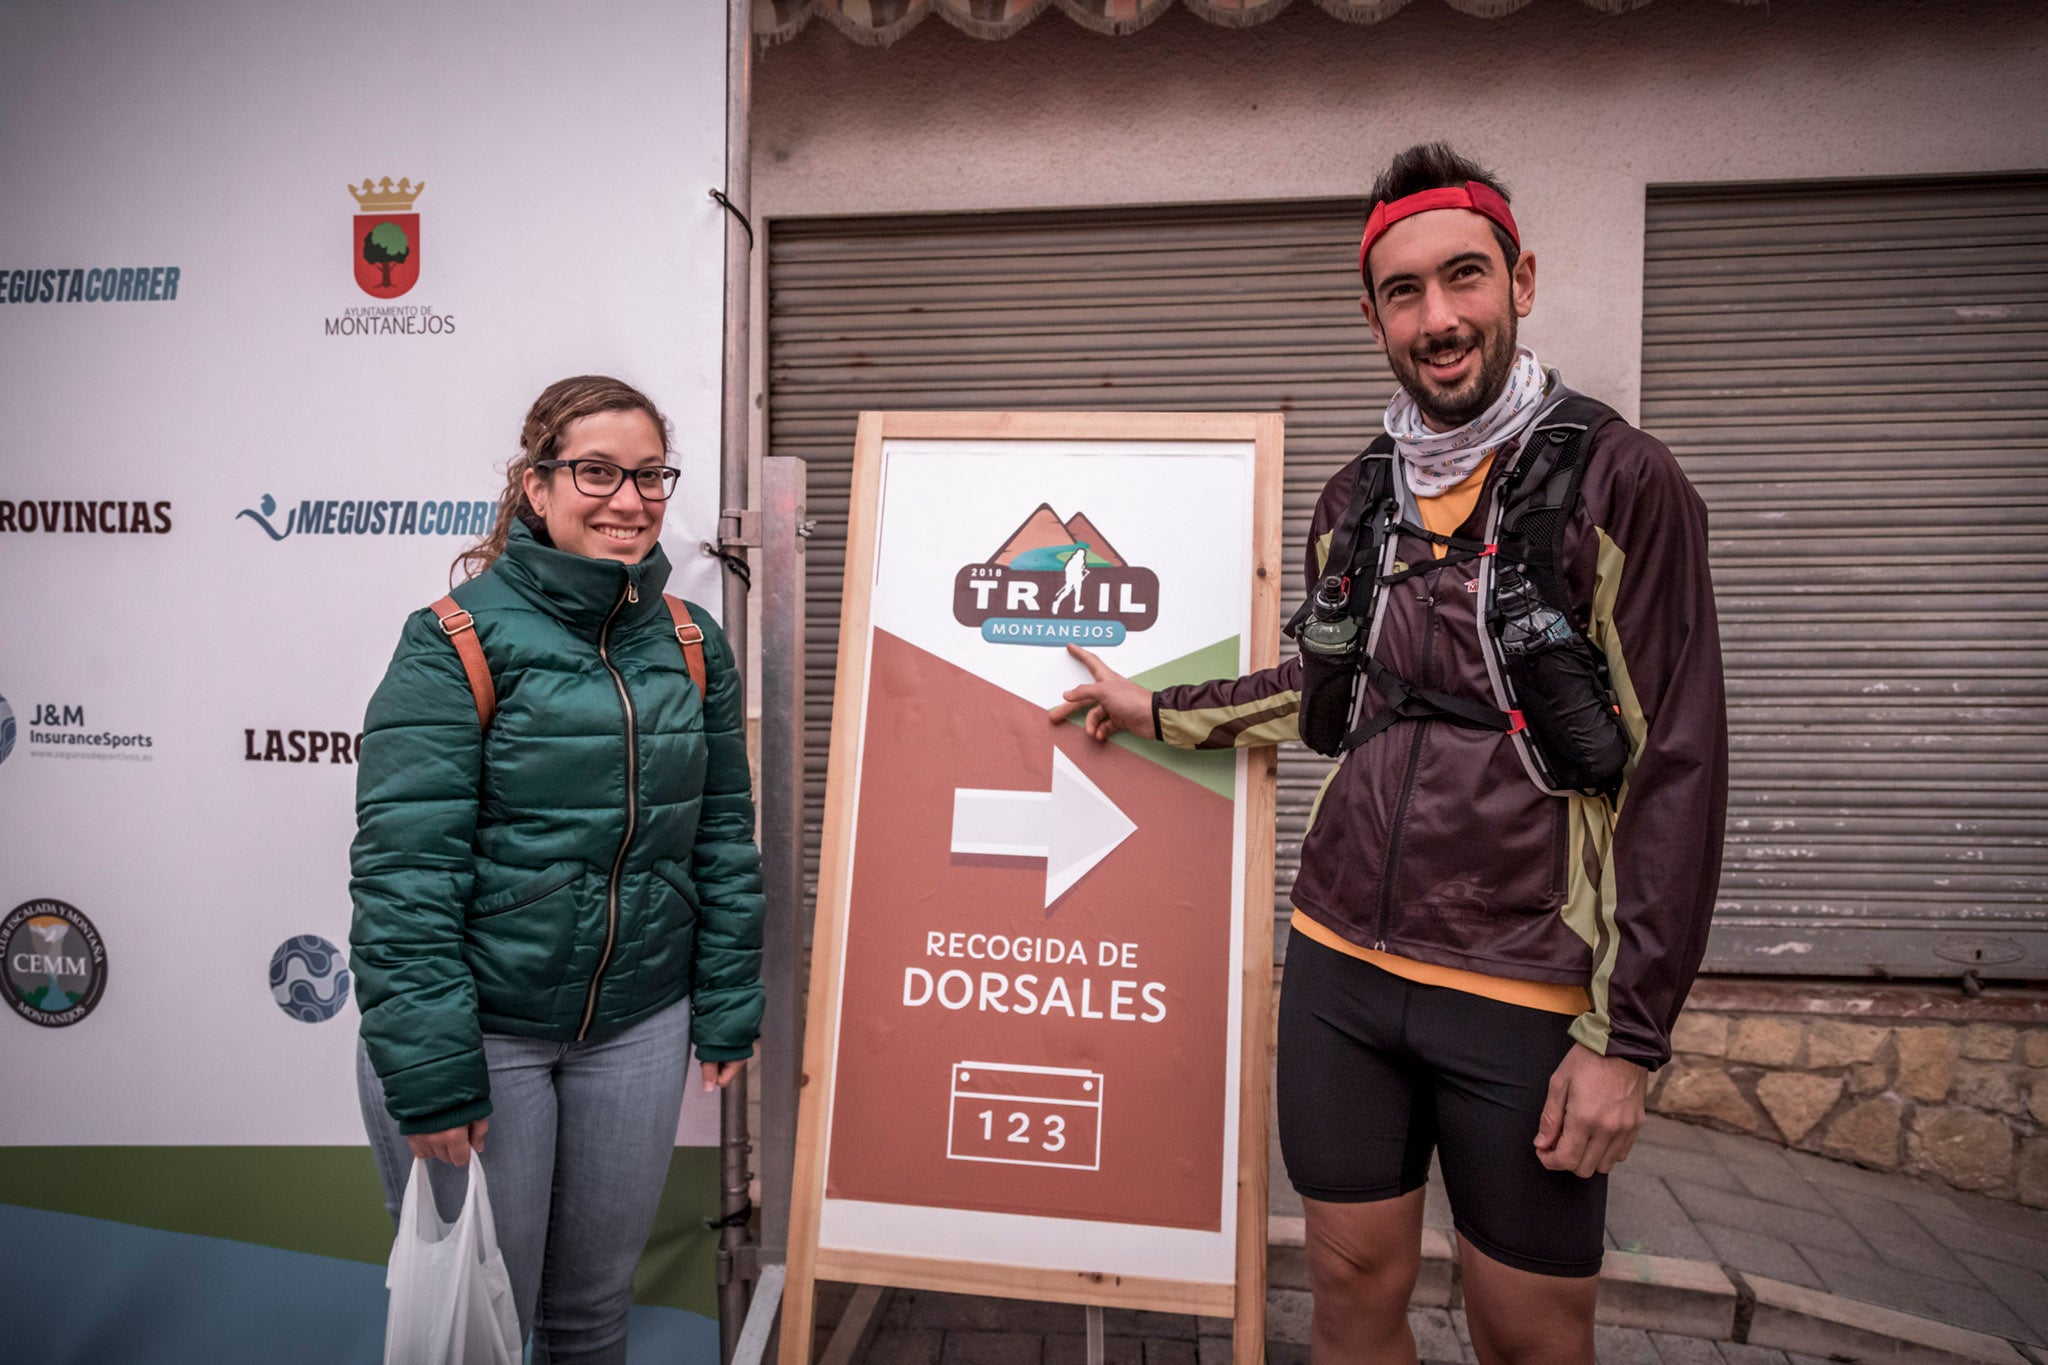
left=766, top=200, right=1387, bottom=958
left=1642, top=174, right=2048, bottom=979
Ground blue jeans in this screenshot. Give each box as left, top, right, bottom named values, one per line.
left=358, top=996, right=694, bottom=1365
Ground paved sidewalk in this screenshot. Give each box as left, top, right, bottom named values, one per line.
left=815, top=1113, right=2048, bottom=1363
left=1587, top=1116, right=2048, bottom=1348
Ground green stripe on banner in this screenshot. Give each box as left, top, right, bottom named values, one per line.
left=0, top=1145, right=721, bottom=1316
left=0, top=1146, right=393, bottom=1264
left=635, top=1147, right=721, bottom=1317
left=1065, top=636, right=1242, bottom=798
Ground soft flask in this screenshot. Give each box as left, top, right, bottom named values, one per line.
left=1294, top=574, right=1363, bottom=757
left=1492, top=565, right=1632, bottom=795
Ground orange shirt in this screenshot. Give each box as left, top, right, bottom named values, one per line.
left=1415, top=452, right=1494, bottom=556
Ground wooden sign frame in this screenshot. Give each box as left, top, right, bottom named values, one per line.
left=780, top=410, right=1284, bottom=1364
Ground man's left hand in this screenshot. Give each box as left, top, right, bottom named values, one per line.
left=1534, top=1043, right=1648, bottom=1177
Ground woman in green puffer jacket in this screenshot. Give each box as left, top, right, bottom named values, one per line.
left=349, top=374, right=762, bottom=1361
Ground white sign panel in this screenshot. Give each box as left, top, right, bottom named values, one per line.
left=784, top=412, right=1281, bottom=1356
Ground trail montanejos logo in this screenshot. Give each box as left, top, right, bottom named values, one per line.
left=236, top=493, right=492, bottom=541
left=954, top=504, right=1159, bottom=647
left=2, top=899, right=107, bottom=1028
left=350, top=176, right=422, bottom=298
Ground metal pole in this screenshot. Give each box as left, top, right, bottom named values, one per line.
left=716, top=0, right=755, bottom=1359
left=719, top=461, right=808, bottom=1365
left=757, top=458, right=807, bottom=1298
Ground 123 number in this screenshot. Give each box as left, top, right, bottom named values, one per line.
left=977, top=1109, right=1066, bottom=1153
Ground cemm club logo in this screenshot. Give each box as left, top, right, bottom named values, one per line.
left=2, top=899, right=107, bottom=1028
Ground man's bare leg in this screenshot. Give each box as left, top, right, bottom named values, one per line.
left=1301, top=1189, right=1425, bottom=1365
left=1458, top=1234, right=1597, bottom=1365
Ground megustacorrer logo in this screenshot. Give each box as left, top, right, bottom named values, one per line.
left=954, top=504, right=1159, bottom=648
left=351, top=176, right=422, bottom=298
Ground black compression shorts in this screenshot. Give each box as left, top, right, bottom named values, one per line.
left=1276, top=928, right=1609, bottom=1278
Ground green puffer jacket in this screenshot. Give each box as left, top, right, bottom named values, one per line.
left=350, top=521, right=763, bottom=1135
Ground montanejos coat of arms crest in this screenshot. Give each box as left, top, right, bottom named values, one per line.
left=349, top=176, right=422, bottom=298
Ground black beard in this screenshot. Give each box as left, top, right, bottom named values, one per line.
left=1395, top=313, right=1519, bottom=430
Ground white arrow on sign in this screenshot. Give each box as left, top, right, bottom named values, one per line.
left=950, top=748, right=1137, bottom=908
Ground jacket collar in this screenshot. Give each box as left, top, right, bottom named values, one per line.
left=491, top=520, right=673, bottom=636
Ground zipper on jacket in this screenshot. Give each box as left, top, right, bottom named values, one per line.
left=578, top=577, right=638, bottom=1040
left=1375, top=582, right=1439, bottom=951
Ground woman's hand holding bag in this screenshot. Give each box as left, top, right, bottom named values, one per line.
left=383, top=1154, right=522, bottom=1365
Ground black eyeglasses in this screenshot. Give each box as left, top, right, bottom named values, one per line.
left=536, top=459, right=681, bottom=501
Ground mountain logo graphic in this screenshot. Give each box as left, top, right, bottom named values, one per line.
left=954, top=504, right=1159, bottom=648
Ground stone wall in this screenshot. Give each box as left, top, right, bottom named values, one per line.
left=1650, top=981, right=2048, bottom=1206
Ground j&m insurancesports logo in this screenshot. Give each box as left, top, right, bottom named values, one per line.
left=0, top=266, right=181, bottom=304
left=2, top=900, right=107, bottom=1028
left=269, top=935, right=351, bottom=1023
left=4, top=697, right=155, bottom=762
left=327, top=176, right=454, bottom=337
left=954, top=504, right=1160, bottom=647
left=0, top=499, right=172, bottom=534
left=236, top=493, right=491, bottom=541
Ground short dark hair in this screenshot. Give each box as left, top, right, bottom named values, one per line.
left=1363, top=142, right=1519, bottom=295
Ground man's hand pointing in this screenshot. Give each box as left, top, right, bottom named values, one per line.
left=1047, top=644, right=1157, bottom=742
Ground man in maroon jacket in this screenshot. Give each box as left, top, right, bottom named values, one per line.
left=1052, top=143, right=1728, bottom=1364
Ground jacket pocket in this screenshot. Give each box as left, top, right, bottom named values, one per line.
left=470, top=859, right=584, bottom=920
left=642, top=859, right=702, bottom=995
left=652, top=859, right=702, bottom=920
left=467, top=864, right=591, bottom=1026
left=1393, top=726, right=1567, bottom=926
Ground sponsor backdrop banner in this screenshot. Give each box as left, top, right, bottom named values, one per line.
left=0, top=1, right=730, bottom=1358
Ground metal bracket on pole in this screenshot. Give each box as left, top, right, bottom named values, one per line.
left=719, top=507, right=763, bottom=549
left=718, top=1242, right=762, bottom=1288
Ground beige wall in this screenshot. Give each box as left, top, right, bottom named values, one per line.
left=750, top=0, right=2048, bottom=423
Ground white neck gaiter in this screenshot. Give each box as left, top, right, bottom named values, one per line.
left=1384, top=346, right=1547, bottom=499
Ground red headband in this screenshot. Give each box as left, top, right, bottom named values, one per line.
left=1358, top=181, right=1521, bottom=282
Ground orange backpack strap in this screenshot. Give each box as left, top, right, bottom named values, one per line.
left=662, top=595, right=708, bottom=696
left=431, top=595, right=497, bottom=727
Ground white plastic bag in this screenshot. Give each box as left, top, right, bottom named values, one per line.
left=382, top=1154, right=523, bottom=1365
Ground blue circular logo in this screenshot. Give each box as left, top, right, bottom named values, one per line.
left=268, top=935, right=351, bottom=1023
left=0, top=694, right=15, bottom=766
